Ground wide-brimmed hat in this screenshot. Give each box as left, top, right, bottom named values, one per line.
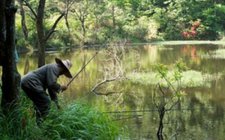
left=55, top=58, right=73, bottom=78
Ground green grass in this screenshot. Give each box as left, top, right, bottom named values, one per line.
left=43, top=103, right=120, bottom=140
left=0, top=93, right=121, bottom=140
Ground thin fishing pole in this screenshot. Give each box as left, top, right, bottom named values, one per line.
left=66, top=51, right=98, bottom=87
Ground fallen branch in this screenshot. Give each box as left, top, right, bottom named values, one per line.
left=92, top=77, right=118, bottom=91
left=91, top=76, right=122, bottom=96
left=92, top=91, right=120, bottom=96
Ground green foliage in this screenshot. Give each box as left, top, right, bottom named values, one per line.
left=127, top=59, right=213, bottom=88
left=15, top=0, right=225, bottom=50
left=152, top=0, right=225, bottom=40
left=122, top=16, right=149, bottom=41
left=155, top=63, right=168, bottom=78
left=47, top=38, right=65, bottom=48
left=201, top=4, right=225, bottom=40
left=127, top=72, right=158, bottom=85
left=43, top=103, right=120, bottom=140
left=0, top=93, right=43, bottom=140
left=155, top=60, right=187, bottom=90
left=0, top=93, right=120, bottom=140
left=152, top=1, right=185, bottom=40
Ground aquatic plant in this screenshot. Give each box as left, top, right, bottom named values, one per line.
left=127, top=70, right=213, bottom=88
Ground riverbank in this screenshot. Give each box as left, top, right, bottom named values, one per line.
left=17, top=40, right=225, bottom=54
left=149, top=40, right=225, bottom=45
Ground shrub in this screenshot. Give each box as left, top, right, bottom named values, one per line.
left=122, top=16, right=151, bottom=42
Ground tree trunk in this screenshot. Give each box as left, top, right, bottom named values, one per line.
left=157, top=106, right=165, bottom=140
left=1, top=0, right=21, bottom=114
left=0, top=0, right=6, bottom=66
left=36, top=0, right=46, bottom=67
left=24, top=0, right=65, bottom=67
left=18, top=0, right=28, bottom=40
left=81, top=18, right=86, bottom=45
left=112, top=5, right=115, bottom=29
left=35, top=0, right=64, bottom=67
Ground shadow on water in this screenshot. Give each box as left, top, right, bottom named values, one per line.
left=15, top=43, right=225, bottom=139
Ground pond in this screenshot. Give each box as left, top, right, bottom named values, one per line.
left=16, top=43, right=225, bottom=139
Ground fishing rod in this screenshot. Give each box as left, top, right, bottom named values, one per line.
left=55, top=52, right=98, bottom=109
left=66, top=51, right=98, bottom=87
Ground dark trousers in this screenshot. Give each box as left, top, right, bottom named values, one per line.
left=21, top=85, right=51, bottom=125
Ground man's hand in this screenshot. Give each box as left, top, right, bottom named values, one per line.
left=61, top=85, right=68, bottom=92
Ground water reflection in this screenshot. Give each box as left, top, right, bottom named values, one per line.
left=13, top=44, right=225, bottom=139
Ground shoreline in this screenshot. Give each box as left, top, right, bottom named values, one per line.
left=148, top=40, right=225, bottom=45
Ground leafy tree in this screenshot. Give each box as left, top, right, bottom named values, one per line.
left=70, top=0, right=92, bottom=45
left=201, top=4, right=225, bottom=39
left=154, top=60, right=187, bottom=139
left=153, top=0, right=225, bottom=40
left=23, top=0, right=66, bottom=67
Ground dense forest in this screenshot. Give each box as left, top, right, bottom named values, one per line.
left=16, top=0, right=225, bottom=51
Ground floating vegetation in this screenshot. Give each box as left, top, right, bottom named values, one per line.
left=208, top=49, right=225, bottom=59
left=126, top=72, right=158, bottom=85
left=126, top=70, right=221, bottom=88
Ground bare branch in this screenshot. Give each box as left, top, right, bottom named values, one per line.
left=91, top=42, right=125, bottom=97
left=92, top=91, right=121, bottom=96
left=64, top=9, right=70, bottom=31
left=23, top=0, right=37, bottom=18
left=64, top=0, right=77, bottom=31
left=45, top=12, right=65, bottom=41
left=91, top=76, right=122, bottom=96
left=161, top=74, right=178, bottom=94
left=18, top=0, right=28, bottom=39
left=66, top=0, right=76, bottom=10
left=158, top=83, right=166, bottom=96
left=153, top=84, right=160, bottom=109
left=167, top=98, right=180, bottom=111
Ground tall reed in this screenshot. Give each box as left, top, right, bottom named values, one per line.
left=0, top=91, right=121, bottom=140
left=43, top=102, right=120, bottom=140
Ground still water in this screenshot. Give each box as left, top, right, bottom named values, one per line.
left=17, top=43, right=225, bottom=140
